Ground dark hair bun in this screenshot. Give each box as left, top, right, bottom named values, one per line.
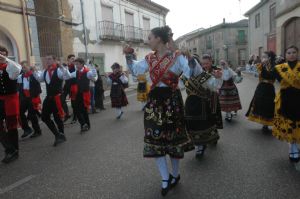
left=151, top=25, right=172, bottom=44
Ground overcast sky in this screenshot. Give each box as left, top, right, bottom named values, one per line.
left=152, top=0, right=260, bottom=39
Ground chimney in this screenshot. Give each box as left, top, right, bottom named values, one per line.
left=223, top=18, right=226, bottom=24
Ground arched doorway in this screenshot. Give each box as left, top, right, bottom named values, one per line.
left=0, top=28, right=18, bottom=61
left=284, top=17, right=300, bottom=50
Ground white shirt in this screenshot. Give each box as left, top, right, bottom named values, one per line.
left=68, top=66, right=98, bottom=82
left=222, top=67, right=237, bottom=81
left=34, top=66, right=69, bottom=84
left=127, top=54, right=190, bottom=87
left=1, top=58, right=22, bottom=80
left=17, top=74, right=30, bottom=90
left=107, top=73, right=129, bottom=85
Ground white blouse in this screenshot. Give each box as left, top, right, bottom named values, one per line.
left=222, top=67, right=237, bottom=81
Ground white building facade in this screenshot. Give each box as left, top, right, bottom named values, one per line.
left=69, top=0, right=168, bottom=73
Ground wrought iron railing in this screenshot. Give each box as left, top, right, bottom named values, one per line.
left=98, top=21, right=125, bottom=41
left=98, top=21, right=149, bottom=43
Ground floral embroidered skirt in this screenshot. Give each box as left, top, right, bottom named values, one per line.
left=273, top=88, right=300, bottom=143
left=219, top=80, right=242, bottom=112
left=185, top=95, right=221, bottom=145
left=143, top=87, right=194, bottom=158
left=246, top=82, right=275, bottom=126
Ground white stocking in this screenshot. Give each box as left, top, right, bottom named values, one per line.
left=155, top=157, right=169, bottom=188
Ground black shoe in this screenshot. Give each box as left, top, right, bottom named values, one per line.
left=195, top=145, right=207, bottom=159
left=53, top=134, right=66, bottom=147
left=30, top=130, right=42, bottom=138
left=71, top=119, right=77, bottom=124
left=64, top=114, right=71, bottom=122
left=262, top=126, right=271, bottom=134
left=161, top=177, right=172, bottom=197
left=81, top=124, right=89, bottom=133
left=116, top=111, right=124, bottom=119
left=21, top=128, right=33, bottom=138
left=170, top=174, right=180, bottom=189
left=2, top=151, right=19, bottom=164
left=289, top=152, right=300, bottom=163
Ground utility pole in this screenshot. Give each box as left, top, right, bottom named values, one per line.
left=80, top=0, right=88, bottom=61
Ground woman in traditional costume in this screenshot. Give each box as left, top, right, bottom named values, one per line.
left=272, top=46, right=300, bottom=163
left=184, top=54, right=223, bottom=158
left=125, top=26, right=222, bottom=196
left=107, top=63, right=128, bottom=119
left=246, top=51, right=276, bottom=133
left=219, top=60, right=242, bottom=122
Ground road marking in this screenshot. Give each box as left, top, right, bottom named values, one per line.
left=0, top=175, right=36, bottom=194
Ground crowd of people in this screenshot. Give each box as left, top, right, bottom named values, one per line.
left=0, top=24, right=299, bottom=196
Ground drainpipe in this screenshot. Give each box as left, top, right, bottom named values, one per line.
left=80, top=0, right=88, bottom=61
left=20, top=0, right=31, bottom=65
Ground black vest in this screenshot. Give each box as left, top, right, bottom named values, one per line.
left=19, top=74, right=42, bottom=98
left=44, top=68, right=63, bottom=97
left=0, top=69, right=18, bottom=95
left=65, top=66, right=77, bottom=87
left=76, top=71, right=90, bottom=93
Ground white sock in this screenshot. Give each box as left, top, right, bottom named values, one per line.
left=170, top=158, right=180, bottom=183
left=196, top=145, right=204, bottom=153
left=155, top=157, right=169, bottom=188
left=116, top=108, right=122, bottom=116
left=289, top=143, right=299, bottom=158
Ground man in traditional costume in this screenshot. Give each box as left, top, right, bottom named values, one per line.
left=33, top=54, right=69, bottom=146
left=65, top=58, right=98, bottom=132
left=0, top=46, right=22, bottom=163
left=61, top=54, right=77, bottom=123
left=18, top=61, right=42, bottom=138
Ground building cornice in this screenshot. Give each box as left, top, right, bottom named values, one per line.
left=244, top=0, right=269, bottom=16
left=276, top=2, right=300, bottom=18
left=126, top=0, right=169, bottom=16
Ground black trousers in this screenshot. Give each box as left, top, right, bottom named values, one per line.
left=0, top=100, right=19, bottom=154
left=20, top=97, right=41, bottom=132
left=41, top=97, right=64, bottom=136
left=75, top=93, right=90, bottom=128
left=95, top=89, right=105, bottom=109
left=61, top=91, right=70, bottom=116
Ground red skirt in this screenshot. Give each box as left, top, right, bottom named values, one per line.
left=0, top=93, right=20, bottom=131
left=219, top=80, right=242, bottom=112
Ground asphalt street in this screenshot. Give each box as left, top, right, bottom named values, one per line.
left=1, top=74, right=300, bottom=199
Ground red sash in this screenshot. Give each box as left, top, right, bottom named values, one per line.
left=83, top=91, right=91, bottom=110
left=54, top=94, right=65, bottom=119
left=32, top=96, right=42, bottom=111
left=146, top=51, right=180, bottom=89
left=70, top=84, right=78, bottom=100
left=47, top=64, right=57, bottom=79
left=0, top=63, right=7, bottom=70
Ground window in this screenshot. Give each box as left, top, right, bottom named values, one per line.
left=270, top=4, right=276, bottom=32
left=102, top=5, right=113, bottom=22
left=193, top=48, right=197, bottom=53
left=255, top=13, right=260, bottom=28
left=125, top=12, right=134, bottom=26
left=143, top=17, right=150, bottom=30
left=238, top=49, right=246, bottom=66
left=238, top=30, right=246, bottom=43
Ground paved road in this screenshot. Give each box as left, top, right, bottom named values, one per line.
left=1, top=75, right=300, bottom=199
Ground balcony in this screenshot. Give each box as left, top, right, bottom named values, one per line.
left=98, top=21, right=149, bottom=43
left=236, top=36, right=248, bottom=45
left=98, top=21, right=125, bottom=41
